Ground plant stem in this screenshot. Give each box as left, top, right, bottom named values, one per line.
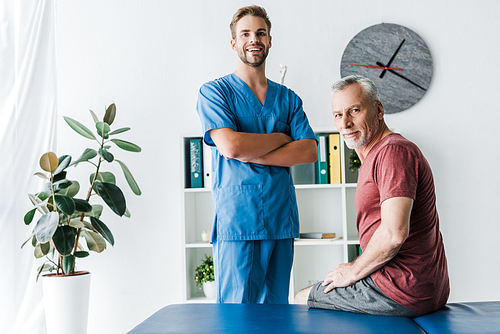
left=71, top=135, right=105, bottom=273
left=57, top=254, right=62, bottom=275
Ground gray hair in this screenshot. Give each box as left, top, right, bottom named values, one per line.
left=331, top=75, right=380, bottom=108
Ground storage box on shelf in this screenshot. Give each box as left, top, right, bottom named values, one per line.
left=181, top=129, right=359, bottom=302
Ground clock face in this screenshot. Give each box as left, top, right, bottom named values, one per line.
left=340, top=23, right=433, bottom=114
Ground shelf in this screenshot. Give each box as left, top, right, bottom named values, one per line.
left=294, top=183, right=357, bottom=190
left=181, top=130, right=359, bottom=302
left=184, top=187, right=211, bottom=193
left=185, top=242, right=212, bottom=248
left=186, top=292, right=215, bottom=303
left=294, top=238, right=344, bottom=246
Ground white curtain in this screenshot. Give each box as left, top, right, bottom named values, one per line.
left=0, top=0, right=57, bottom=333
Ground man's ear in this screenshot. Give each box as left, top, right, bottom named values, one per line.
left=377, top=101, right=385, bottom=120
left=230, top=39, right=236, bottom=51
left=269, top=35, right=272, bottom=49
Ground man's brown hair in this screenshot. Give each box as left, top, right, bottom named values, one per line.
left=230, top=5, right=272, bottom=40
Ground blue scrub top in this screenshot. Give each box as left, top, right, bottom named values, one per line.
left=197, top=74, right=316, bottom=241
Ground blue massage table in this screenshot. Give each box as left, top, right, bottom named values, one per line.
left=127, top=301, right=500, bottom=333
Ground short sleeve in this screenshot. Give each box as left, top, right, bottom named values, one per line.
left=196, top=82, right=237, bottom=146
left=286, top=92, right=316, bottom=142
left=375, top=144, right=418, bottom=204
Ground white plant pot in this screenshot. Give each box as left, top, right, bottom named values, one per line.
left=202, top=280, right=216, bottom=299
left=42, top=271, right=91, bottom=334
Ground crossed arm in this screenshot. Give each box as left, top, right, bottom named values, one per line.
left=209, top=128, right=317, bottom=167
left=321, top=196, right=413, bottom=293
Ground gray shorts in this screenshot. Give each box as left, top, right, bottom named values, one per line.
left=307, top=276, right=422, bottom=318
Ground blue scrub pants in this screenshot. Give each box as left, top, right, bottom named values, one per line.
left=213, top=239, right=294, bottom=304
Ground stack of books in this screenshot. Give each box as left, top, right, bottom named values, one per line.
left=298, top=232, right=341, bottom=240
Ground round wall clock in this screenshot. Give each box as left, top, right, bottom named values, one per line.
left=340, top=23, right=433, bottom=114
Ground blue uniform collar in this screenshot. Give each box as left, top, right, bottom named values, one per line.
left=228, top=73, right=276, bottom=113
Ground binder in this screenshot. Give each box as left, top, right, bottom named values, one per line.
left=315, top=134, right=328, bottom=184
left=328, top=133, right=341, bottom=184
left=203, top=142, right=212, bottom=188
left=189, top=138, right=203, bottom=188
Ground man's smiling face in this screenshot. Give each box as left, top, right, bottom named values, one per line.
left=332, top=83, right=382, bottom=151
left=231, top=15, right=272, bottom=68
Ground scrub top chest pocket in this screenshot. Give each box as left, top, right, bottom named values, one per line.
left=214, top=184, right=265, bottom=240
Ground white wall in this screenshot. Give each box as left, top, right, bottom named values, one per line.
left=54, top=0, right=500, bottom=333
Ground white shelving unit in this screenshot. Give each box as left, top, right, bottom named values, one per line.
left=181, top=129, right=359, bottom=302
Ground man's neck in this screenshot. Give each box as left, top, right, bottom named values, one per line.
left=234, top=62, right=268, bottom=104
left=356, top=122, right=392, bottom=162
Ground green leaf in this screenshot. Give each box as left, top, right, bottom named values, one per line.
left=96, top=182, right=126, bottom=216
left=108, top=127, right=130, bottom=136
left=81, top=230, right=106, bottom=253
left=41, top=242, right=51, bottom=255
left=34, top=172, right=49, bottom=180
left=110, top=139, right=142, bottom=152
left=88, top=204, right=103, bottom=219
left=37, top=192, right=51, bottom=201
left=36, top=263, right=54, bottom=282
left=58, top=180, right=80, bottom=197
left=71, top=148, right=97, bottom=166
left=53, top=155, right=72, bottom=175
left=89, top=110, right=99, bottom=123
left=52, top=225, right=77, bottom=256
left=62, top=255, right=75, bottom=274
left=69, top=218, right=85, bottom=228
left=74, top=251, right=89, bottom=258
left=73, top=198, right=92, bottom=213
left=34, top=212, right=59, bottom=243
left=104, top=103, right=116, bottom=125
left=91, top=172, right=116, bottom=184
left=54, top=194, right=75, bottom=216
left=21, top=234, right=34, bottom=249
left=52, top=171, right=67, bottom=183
left=98, top=148, right=114, bottom=162
left=24, top=208, right=36, bottom=225
left=96, top=122, right=111, bottom=138
left=53, top=179, right=73, bottom=192
left=124, top=207, right=131, bottom=218
left=64, top=116, right=96, bottom=140
left=116, top=160, right=142, bottom=195
left=29, top=194, right=49, bottom=215
left=34, top=245, right=45, bottom=258
left=82, top=221, right=93, bottom=231
left=90, top=217, right=115, bottom=246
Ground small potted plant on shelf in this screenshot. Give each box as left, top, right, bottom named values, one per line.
left=21, top=103, right=141, bottom=334
left=349, top=150, right=361, bottom=172
left=194, top=254, right=215, bottom=299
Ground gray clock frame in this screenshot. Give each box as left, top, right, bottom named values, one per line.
left=340, top=23, right=433, bottom=114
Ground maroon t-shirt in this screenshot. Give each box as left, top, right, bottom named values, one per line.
left=356, top=133, right=450, bottom=314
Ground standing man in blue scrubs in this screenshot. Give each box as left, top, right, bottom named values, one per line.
left=196, top=5, right=317, bottom=304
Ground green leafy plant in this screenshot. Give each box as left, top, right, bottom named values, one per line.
left=21, top=104, right=141, bottom=280
left=194, top=254, right=214, bottom=288
left=349, top=149, right=361, bottom=172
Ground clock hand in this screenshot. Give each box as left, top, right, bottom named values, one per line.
left=347, top=63, right=403, bottom=71
left=389, top=70, right=426, bottom=90
left=376, top=62, right=426, bottom=90
left=380, top=39, right=406, bottom=78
